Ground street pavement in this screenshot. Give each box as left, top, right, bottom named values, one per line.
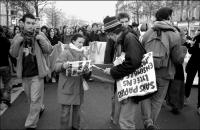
left=0, top=81, right=200, bottom=129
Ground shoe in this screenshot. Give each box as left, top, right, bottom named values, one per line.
left=39, top=107, right=45, bottom=118
left=52, top=78, right=56, bottom=83
left=72, top=127, right=79, bottom=130
left=145, top=124, right=157, bottom=130
left=198, top=107, right=200, bottom=115
left=184, top=97, right=189, bottom=106
left=88, top=78, right=94, bottom=82
left=171, top=108, right=180, bottom=115
left=25, top=128, right=36, bottom=130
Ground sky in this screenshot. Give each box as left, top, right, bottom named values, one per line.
left=55, top=1, right=117, bottom=24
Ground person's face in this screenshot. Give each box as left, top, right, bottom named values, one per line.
left=73, top=37, right=85, bottom=49
left=54, top=29, right=58, bottom=35
left=92, top=25, right=98, bottom=32
left=120, top=18, right=129, bottom=28
left=42, top=28, right=47, bottom=34
left=78, top=30, right=84, bottom=35
left=24, top=18, right=35, bottom=32
left=19, top=20, right=24, bottom=28
left=50, top=29, right=54, bottom=37
left=15, top=27, right=20, bottom=34
left=107, top=32, right=117, bottom=42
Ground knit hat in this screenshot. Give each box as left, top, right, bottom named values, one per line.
left=103, top=16, right=121, bottom=33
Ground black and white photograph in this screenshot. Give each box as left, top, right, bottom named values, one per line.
left=0, top=0, right=199, bottom=129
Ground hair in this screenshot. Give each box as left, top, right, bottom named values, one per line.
left=140, top=23, right=148, bottom=32
left=48, top=28, right=54, bottom=37
left=92, top=23, right=98, bottom=28
left=117, top=12, right=130, bottom=21
left=19, top=18, right=23, bottom=22
left=78, top=27, right=86, bottom=35
left=54, top=28, right=60, bottom=35
left=155, top=7, right=173, bottom=21
left=41, top=25, right=48, bottom=32
left=71, top=33, right=84, bottom=43
left=21, top=13, right=35, bottom=23
left=13, top=25, right=21, bottom=36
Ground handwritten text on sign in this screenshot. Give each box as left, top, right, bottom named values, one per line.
left=66, top=60, right=91, bottom=77
left=83, top=42, right=107, bottom=64
left=117, top=52, right=157, bottom=102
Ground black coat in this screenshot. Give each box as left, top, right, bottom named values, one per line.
left=110, top=29, right=146, bottom=80
left=0, top=36, right=11, bottom=67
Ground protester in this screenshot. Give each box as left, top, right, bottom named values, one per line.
left=0, top=25, right=11, bottom=108
left=89, top=23, right=100, bottom=42
left=185, top=27, right=200, bottom=115
left=103, top=15, right=146, bottom=129
left=55, top=33, right=91, bottom=130
left=41, top=25, right=48, bottom=37
left=139, top=23, right=149, bottom=41
left=47, top=28, right=59, bottom=83
left=13, top=25, right=21, bottom=38
left=117, top=12, right=130, bottom=28
left=54, top=28, right=61, bottom=41
left=141, top=7, right=187, bottom=129
left=10, top=13, right=53, bottom=129
left=131, top=22, right=140, bottom=38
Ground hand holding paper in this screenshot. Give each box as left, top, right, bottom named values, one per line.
left=104, top=68, right=111, bottom=75
left=62, top=62, right=69, bottom=69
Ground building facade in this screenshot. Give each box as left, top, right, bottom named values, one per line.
left=116, top=0, right=200, bottom=36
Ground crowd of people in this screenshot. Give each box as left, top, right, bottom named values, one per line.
left=0, top=6, right=199, bottom=130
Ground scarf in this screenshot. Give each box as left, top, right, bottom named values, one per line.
left=21, top=30, right=36, bottom=54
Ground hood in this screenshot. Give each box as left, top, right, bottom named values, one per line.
left=153, top=21, right=176, bottom=32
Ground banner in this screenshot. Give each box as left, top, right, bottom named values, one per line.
left=117, top=52, right=157, bottom=102
left=65, top=60, right=91, bottom=76
left=83, top=42, right=107, bottom=64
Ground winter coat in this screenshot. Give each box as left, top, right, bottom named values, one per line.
left=142, top=21, right=183, bottom=80
left=0, top=36, right=11, bottom=67
left=55, top=44, right=87, bottom=105
left=110, top=29, right=146, bottom=80
left=9, top=33, right=53, bottom=78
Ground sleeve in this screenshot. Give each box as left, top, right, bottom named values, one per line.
left=37, top=34, right=53, bottom=54
left=54, top=50, right=68, bottom=73
left=110, top=34, right=145, bottom=80
left=9, top=34, right=23, bottom=58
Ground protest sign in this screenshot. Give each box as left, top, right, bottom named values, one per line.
left=117, top=52, right=157, bottom=102
left=83, top=42, right=107, bottom=64
left=65, top=60, right=91, bottom=77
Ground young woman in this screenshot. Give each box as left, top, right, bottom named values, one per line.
left=55, top=34, right=91, bottom=130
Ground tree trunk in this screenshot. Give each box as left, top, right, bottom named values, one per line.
left=6, top=0, right=9, bottom=26
left=35, top=0, right=39, bottom=17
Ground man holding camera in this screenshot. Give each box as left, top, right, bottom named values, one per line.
left=10, top=13, right=53, bottom=130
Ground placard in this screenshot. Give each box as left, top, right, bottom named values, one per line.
left=117, top=52, right=157, bottom=101
left=83, top=42, right=107, bottom=64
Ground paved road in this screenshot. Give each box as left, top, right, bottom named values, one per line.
left=0, top=81, right=200, bottom=129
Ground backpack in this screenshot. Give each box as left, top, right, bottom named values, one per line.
left=143, top=28, right=172, bottom=69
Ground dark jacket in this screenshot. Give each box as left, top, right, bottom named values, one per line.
left=188, top=33, right=200, bottom=65
left=48, top=35, right=59, bottom=46
left=0, top=36, right=11, bottom=67
left=89, top=31, right=100, bottom=42
left=110, top=29, right=146, bottom=80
